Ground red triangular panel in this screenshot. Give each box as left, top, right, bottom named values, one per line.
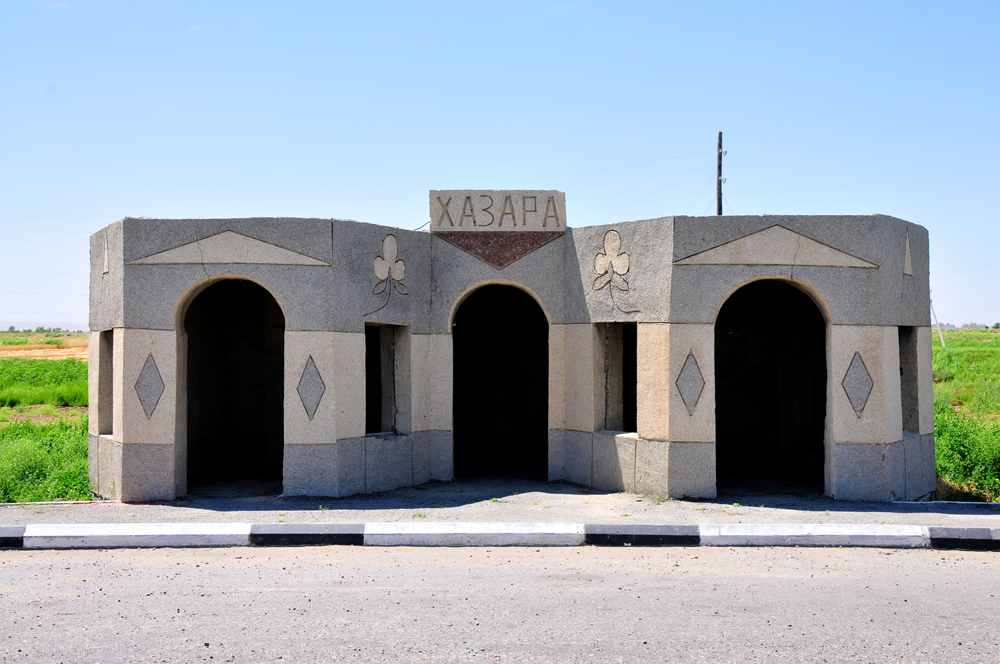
left=435, top=231, right=564, bottom=269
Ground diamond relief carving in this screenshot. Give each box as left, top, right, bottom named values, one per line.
left=675, top=352, right=705, bottom=415
left=134, top=354, right=165, bottom=420
left=297, top=356, right=326, bottom=421
left=842, top=352, right=874, bottom=417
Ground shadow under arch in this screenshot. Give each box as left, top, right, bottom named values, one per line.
left=179, top=278, right=285, bottom=495
left=714, top=278, right=827, bottom=494
left=451, top=283, right=549, bottom=480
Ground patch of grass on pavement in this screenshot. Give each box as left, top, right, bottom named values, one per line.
left=933, top=329, right=1000, bottom=501
left=0, top=416, right=91, bottom=502
left=0, top=358, right=88, bottom=407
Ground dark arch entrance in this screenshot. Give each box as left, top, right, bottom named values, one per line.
left=452, top=285, right=548, bottom=480
left=715, top=280, right=827, bottom=492
left=184, top=280, right=285, bottom=494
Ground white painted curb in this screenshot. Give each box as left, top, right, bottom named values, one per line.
left=364, top=522, right=585, bottom=547
left=23, top=523, right=251, bottom=549
left=699, top=524, right=929, bottom=548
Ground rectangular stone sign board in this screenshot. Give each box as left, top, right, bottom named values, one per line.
left=430, top=190, right=566, bottom=232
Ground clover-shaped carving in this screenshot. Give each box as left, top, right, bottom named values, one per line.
left=593, top=229, right=639, bottom=313
left=373, top=234, right=407, bottom=295
left=594, top=230, right=630, bottom=291
left=367, top=234, right=408, bottom=316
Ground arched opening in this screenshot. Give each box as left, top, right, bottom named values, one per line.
left=715, top=280, right=826, bottom=493
left=184, top=280, right=285, bottom=495
left=452, top=285, right=548, bottom=480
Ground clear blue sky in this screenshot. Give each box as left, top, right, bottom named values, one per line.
left=1, top=1, right=997, bottom=330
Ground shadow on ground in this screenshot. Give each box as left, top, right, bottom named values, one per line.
left=170, top=477, right=1000, bottom=518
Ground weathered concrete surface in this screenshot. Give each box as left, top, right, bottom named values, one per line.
left=1, top=546, right=997, bottom=662
left=91, top=211, right=936, bottom=503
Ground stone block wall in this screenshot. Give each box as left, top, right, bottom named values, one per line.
left=88, top=211, right=935, bottom=502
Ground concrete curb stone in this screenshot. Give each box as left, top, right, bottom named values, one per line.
left=927, top=526, right=1000, bottom=550
left=363, top=522, right=585, bottom=547
left=583, top=524, right=700, bottom=546
left=249, top=523, right=364, bottom=546
left=0, top=523, right=998, bottom=550
left=22, top=523, right=251, bottom=549
left=699, top=524, right=929, bottom=548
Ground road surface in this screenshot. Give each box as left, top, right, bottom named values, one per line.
left=1, top=545, right=997, bottom=662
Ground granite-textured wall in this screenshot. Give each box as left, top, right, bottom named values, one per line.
left=89, top=212, right=934, bottom=502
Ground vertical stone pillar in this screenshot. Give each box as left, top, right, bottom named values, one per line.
left=409, top=333, right=453, bottom=485
left=92, top=328, right=176, bottom=502
left=547, top=324, right=603, bottom=486
left=830, top=325, right=907, bottom=500
left=282, top=331, right=340, bottom=496
left=635, top=323, right=716, bottom=499
left=902, top=326, right=936, bottom=499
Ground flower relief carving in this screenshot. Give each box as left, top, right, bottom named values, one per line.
left=367, top=234, right=407, bottom=315
left=593, top=229, right=639, bottom=313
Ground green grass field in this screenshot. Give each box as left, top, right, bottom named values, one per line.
left=0, top=358, right=91, bottom=502
left=0, top=358, right=88, bottom=407
left=0, top=417, right=90, bottom=502
left=932, top=328, right=1000, bottom=501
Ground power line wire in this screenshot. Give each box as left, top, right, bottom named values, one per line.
left=931, top=272, right=1000, bottom=293
left=0, top=292, right=86, bottom=297
left=722, top=193, right=734, bottom=215
left=0, top=150, right=714, bottom=221
left=931, top=258, right=1000, bottom=281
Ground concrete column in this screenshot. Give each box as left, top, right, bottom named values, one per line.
left=547, top=324, right=602, bottom=485
left=829, top=325, right=915, bottom=501
left=283, top=331, right=341, bottom=496
left=634, top=323, right=715, bottom=499
left=410, top=333, right=453, bottom=483
left=94, top=328, right=176, bottom=502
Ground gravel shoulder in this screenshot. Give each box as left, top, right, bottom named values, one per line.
left=2, top=478, right=999, bottom=526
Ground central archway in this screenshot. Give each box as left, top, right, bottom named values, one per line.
left=452, top=285, right=549, bottom=480
left=715, top=280, right=827, bottom=492
left=184, top=280, right=285, bottom=495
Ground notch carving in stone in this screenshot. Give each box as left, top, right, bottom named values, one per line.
left=675, top=225, right=877, bottom=268
left=842, top=352, right=874, bottom=417
left=297, top=356, right=326, bottom=421
left=367, top=234, right=407, bottom=316
left=134, top=354, right=165, bottom=420
left=130, top=231, right=330, bottom=266
left=593, top=230, right=639, bottom=314
left=430, top=190, right=565, bottom=232
left=675, top=352, right=705, bottom=415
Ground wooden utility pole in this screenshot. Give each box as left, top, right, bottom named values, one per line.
left=716, top=131, right=723, bottom=216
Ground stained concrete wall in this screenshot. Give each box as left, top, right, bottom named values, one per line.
left=90, top=212, right=935, bottom=502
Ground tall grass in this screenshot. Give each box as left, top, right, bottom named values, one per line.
left=933, top=329, right=1000, bottom=501
left=0, top=417, right=90, bottom=502
left=0, top=358, right=88, bottom=407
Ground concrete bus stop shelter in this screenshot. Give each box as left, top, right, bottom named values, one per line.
left=87, top=190, right=934, bottom=503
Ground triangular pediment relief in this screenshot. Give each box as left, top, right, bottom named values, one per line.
left=674, top=225, right=877, bottom=268
left=129, top=231, right=330, bottom=266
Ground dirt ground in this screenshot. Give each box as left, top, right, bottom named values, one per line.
left=0, top=334, right=88, bottom=361
left=0, top=405, right=87, bottom=425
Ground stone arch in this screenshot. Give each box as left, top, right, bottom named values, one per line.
left=448, top=279, right=553, bottom=331
left=714, top=278, right=828, bottom=492
left=451, top=283, right=549, bottom=479
left=175, top=277, right=286, bottom=495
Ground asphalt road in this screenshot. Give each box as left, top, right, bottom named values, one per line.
left=1, top=546, right=997, bottom=663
